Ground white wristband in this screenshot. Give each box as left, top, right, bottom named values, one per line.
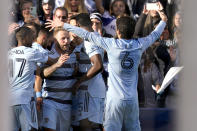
left=36, top=92, right=42, bottom=98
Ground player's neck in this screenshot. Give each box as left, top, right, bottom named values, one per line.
left=17, top=42, right=23, bottom=47
left=36, top=38, right=43, bottom=46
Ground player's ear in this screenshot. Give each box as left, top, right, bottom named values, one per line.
left=116, top=29, right=121, bottom=39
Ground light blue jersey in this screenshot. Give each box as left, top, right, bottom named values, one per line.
left=32, top=42, right=48, bottom=55
left=63, top=21, right=166, bottom=100
left=9, top=46, right=48, bottom=106
left=78, top=40, right=106, bottom=98
left=32, top=42, right=48, bottom=67
left=42, top=44, right=77, bottom=111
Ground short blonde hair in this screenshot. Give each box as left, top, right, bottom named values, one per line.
left=53, top=27, right=67, bottom=37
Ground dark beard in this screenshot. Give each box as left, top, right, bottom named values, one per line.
left=57, top=42, right=70, bottom=54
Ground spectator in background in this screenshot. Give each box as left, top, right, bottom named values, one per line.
left=110, top=0, right=140, bottom=18
left=8, top=1, right=38, bottom=35
left=153, top=24, right=181, bottom=107
left=95, top=0, right=130, bottom=36
left=172, top=11, right=182, bottom=33
left=141, top=48, right=163, bottom=107
left=37, top=0, right=54, bottom=24
left=165, top=0, right=182, bottom=28
left=143, top=10, right=161, bottom=37
left=53, top=7, right=68, bottom=23
left=108, top=0, right=130, bottom=17
left=8, top=1, right=41, bottom=47
left=64, top=0, right=88, bottom=22
left=90, top=12, right=112, bottom=38
left=164, top=28, right=181, bottom=108
left=18, top=1, right=40, bottom=26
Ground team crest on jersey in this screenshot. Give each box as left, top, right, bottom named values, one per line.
left=121, top=52, right=134, bottom=69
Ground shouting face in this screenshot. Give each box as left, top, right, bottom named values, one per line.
left=55, top=30, right=71, bottom=52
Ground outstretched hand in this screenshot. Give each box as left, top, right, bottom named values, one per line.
left=156, top=2, right=168, bottom=22
left=157, top=10, right=168, bottom=22
left=143, top=4, right=149, bottom=15
left=45, top=19, right=64, bottom=31
left=157, top=2, right=164, bottom=11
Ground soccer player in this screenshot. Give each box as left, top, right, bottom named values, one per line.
left=46, top=6, right=167, bottom=131
left=31, top=26, right=51, bottom=122
left=69, top=14, right=106, bottom=131
left=9, top=26, right=48, bottom=131
left=41, top=27, right=77, bottom=131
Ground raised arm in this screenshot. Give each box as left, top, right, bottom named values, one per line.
left=34, top=66, right=43, bottom=112
left=95, top=0, right=105, bottom=15
left=138, top=9, right=168, bottom=52
left=62, top=23, right=114, bottom=51
left=133, top=5, right=149, bottom=38
left=45, top=20, right=114, bottom=52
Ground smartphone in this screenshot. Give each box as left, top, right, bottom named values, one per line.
left=30, top=7, right=37, bottom=17
left=146, top=3, right=159, bottom=10
left=147, top=0, right=158, bottom=3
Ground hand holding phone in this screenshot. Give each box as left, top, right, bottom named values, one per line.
left=146, top=3, right=159, bottom=10
left=30, top=7, right=37, bottom=18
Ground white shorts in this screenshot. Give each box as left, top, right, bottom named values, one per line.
left=72, top=90, right=104, bottom=124
left=12, top=100, right=38, bottom=131
left=103, top=96, right=141, bottom=131
left=41, top=104, right=71, bottom=131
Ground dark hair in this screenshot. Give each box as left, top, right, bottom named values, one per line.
left=110, top=0, right=130, bottom=17
left=19, top=0, right=33, bottom=11
left=23, top=22, right=41, bottom=38
left=147, top=0, right=158, bottom=3
left=37, top=0, right=54, bottom=18
left=142, top=47, right=156, bottom=72
left=69, top=14, right=78, bottom=21
left=116, top=16, right=136, bottom=39
left=75, top=13, right=92, bottom=29
left=15, top=26, right=34, bottom=47
left=38, top=26, right=49, bottom=37
left=19, top=0, right=33, bottom=20
left=54, top=7, right=68, bottom=19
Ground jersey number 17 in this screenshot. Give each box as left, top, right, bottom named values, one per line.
left=9, top=58, right=26, bottom=77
